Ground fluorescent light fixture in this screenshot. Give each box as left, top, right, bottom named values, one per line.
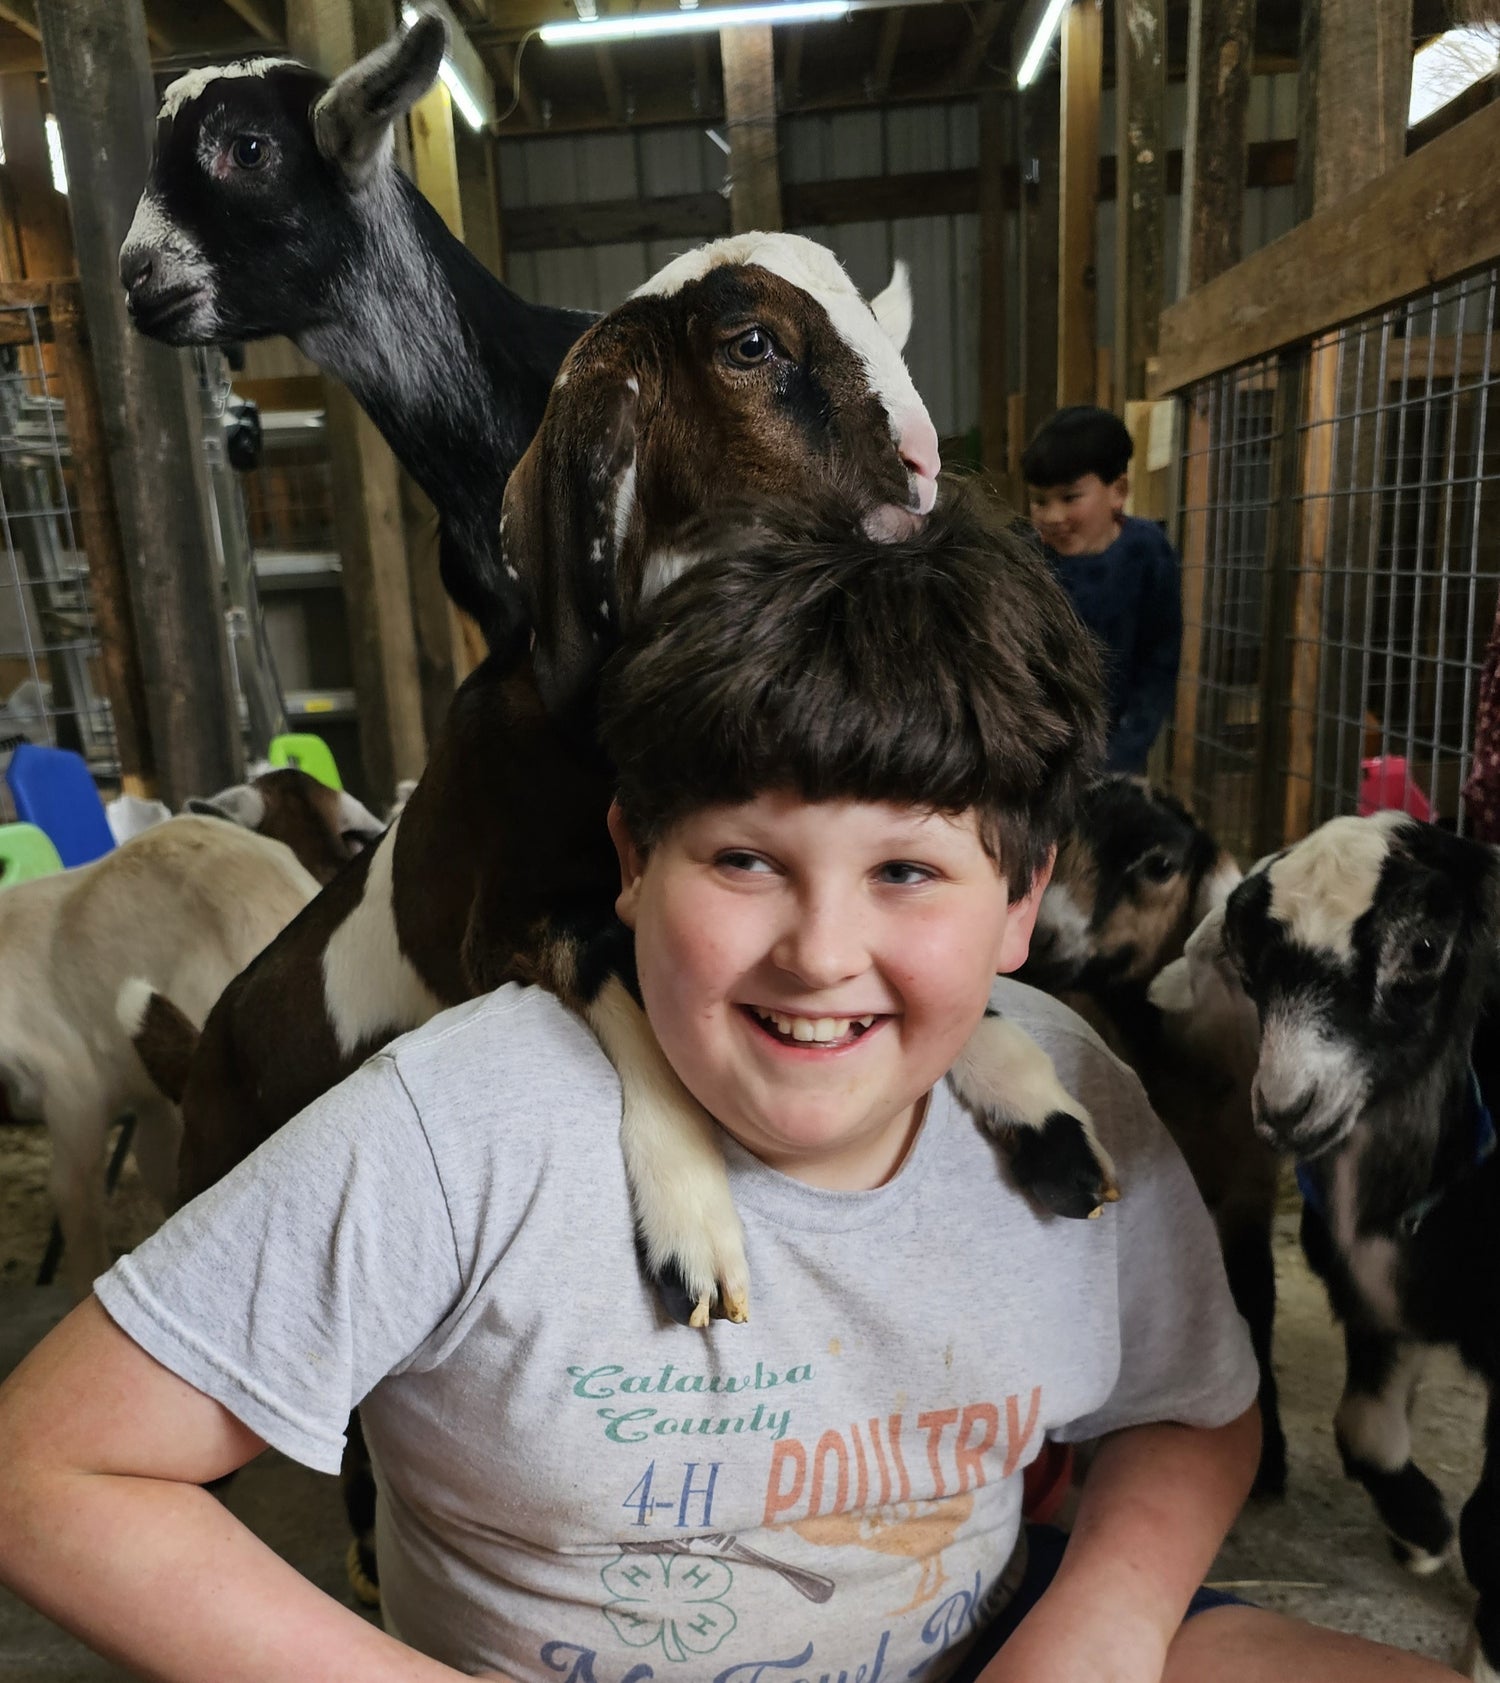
left=1408, top=24, right=1500, bottom=127
left=44, top=113, right=66, bottom=195
left=1015, top=0, right=1069, bottom=88
left=401, top=3, right=491, bottom=130
left=540, top=1, right=847, bottom=45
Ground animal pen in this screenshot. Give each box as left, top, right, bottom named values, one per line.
left=1153, top=100, right=1500, bottom=866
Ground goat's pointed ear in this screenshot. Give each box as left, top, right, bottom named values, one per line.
left=313, top=11, right=447, bottom=188
left=870, top=259, right=913, bottom=351
left=186, top=785, right=266, bottom=829
left=500, top=371, right=640, bottom=728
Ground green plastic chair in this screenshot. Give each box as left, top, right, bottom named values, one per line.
left=0, top=820, right=64, bottom=887
left=266, top=732, right=342, bottom=792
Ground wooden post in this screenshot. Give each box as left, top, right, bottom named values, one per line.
left=288, top=0, right=428, bottom=801
left=1057, top=0, right=1102, bottom=406
left=37, top=0, right=240, bottom=807
left=48, top=281, right=153, bottom=794
left=1169, top=396, right=1212, bottom=800
left=1021, top=71, right=1061, bottom=447
left=1178, top=0, right=1254, bottom=295
left=1281, top=0, right=1412, bottom=839
left=456, top=127, right=505, bottom=279
left=1113, top=0, right=1166, bottom=403
left=978, top=88, right=1010, bottom=485
left=0, top=72, right=72, bottom=280
left=721, top=25, right=782, bottom=233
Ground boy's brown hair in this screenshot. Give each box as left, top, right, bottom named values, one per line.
left=599, top=481, right=1106, bottom=897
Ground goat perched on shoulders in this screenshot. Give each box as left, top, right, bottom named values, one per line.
left=1024, top=776, right=1286, bottom=1496
left=1202, top=812, right=1500, bottom=1680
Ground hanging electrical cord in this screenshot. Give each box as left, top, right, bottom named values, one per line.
left=493, top=28, right=541, bottom=126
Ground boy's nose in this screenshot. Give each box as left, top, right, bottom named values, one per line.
left=771, top=897, right=867, bottom=989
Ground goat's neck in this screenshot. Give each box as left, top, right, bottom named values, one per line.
left=1324, top=1052, right=1479, bottom=1241
left=294, top=174, right=582, bottom=540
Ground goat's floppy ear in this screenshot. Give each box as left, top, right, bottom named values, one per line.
left=314, top=11, right=446, bottom=188
left=500, top=373, right=639, bottom=728
left=870, top=259, right=913, bottom=351
left=186, top=785, right=266, bottom=830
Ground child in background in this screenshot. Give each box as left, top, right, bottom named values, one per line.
left=1023, top=404, right=1182, bottom=775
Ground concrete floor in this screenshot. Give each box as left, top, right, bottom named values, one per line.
left=0, top=1137, right=1486, bottom=1680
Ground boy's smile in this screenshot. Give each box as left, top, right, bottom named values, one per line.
left=610, top=792, right=1047, bottom=1192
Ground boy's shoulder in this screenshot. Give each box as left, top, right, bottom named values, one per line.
left=1114, top=515, right=1179, bottom=566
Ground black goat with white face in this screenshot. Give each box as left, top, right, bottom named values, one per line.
left=1024, top=777, right=1287, bottom=1496
left=1220, top=812, right=1500, bottom=1678
left=118, top=16, right=592, bottom=652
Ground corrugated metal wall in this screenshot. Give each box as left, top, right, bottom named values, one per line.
left=498, top=71, right=1300, bottom=442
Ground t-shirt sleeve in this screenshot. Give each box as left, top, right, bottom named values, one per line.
left=1049, top=1039, right=1260, bottom=1444
left=94, top=1054, right=462, bottom=1476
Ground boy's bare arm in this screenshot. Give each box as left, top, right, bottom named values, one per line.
left=979, top=1404, right=1261, bottom=1683
left=0, top=1298, right=497, bottom=1683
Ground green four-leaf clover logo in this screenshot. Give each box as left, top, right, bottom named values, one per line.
left=602, top=1552, right=738, bottom=1662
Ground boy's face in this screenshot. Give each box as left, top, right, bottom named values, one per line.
left=610, top=792, right=1048, bottom=1192
left=1027, top=472, right=1127, bottom=556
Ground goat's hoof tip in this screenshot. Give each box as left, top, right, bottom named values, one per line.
left=722, top=1291, right=750, bottom=1324
left=1007, top=1110, right=1119, bottom=1221
left=689, top=1298, right=712, bottom=1329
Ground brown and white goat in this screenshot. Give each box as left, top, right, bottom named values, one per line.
left=0, top=769, right=376, bottom=1293
left=136, top=237, right=1111, bottom=1332
left=1024, top=776, right=1287, bottom=1496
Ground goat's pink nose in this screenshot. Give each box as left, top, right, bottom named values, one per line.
left=898, top=412, right=941, bottom=513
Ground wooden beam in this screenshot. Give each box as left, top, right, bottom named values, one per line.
left=1021, top=70, right=1060, bottom=445
left=49, top=281, right=154, bottom=793
left=1057, top=0, right=1101, bottom=406
left=219, top=0, right=283, bottom=42
left=869, top=8, right=903, bottom=100
left=1113, top=0, right=1166, bottom=402
left=1151, top=96, right=1499, bottom=396
left=1178, top=0, right=1254, bottom=294
left=1298, top=0, right=1412, bottom=220
left=957, top=0, right=1007, bottom=86
left=977, top=88, right=1010, bottom=484
left=593, top=41, right=626, bottom=125
left=0, top=71, right=73, bottom=280
left=456, top=124, right=504, bottom=277
left=721, top=23, right=781, bottom=232
left=781, top=26, right=804, bottom=107
left=0, top=0, right=38, bottom=42
left=38, top=0, right=241, bottom=804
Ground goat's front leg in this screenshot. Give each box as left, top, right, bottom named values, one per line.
left=950, top=1009, right=1119, bottom=1219
left=587, top=973, right=750, bottom=1328
left=1335, top=1324, right=1452, bottom=1574
left=1459, top=1389, right=1500, bottom=1682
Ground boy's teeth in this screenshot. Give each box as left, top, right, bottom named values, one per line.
left=757, top=1009, right=877, bottom=1043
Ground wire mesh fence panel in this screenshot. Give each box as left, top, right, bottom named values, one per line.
left=0, top=300, right=116, bottom=778
left=1164, top=265, right=1500, bottom=859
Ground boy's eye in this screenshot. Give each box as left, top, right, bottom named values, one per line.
left=877, top=860, right=934, bottom=887
left=717, top=849, right=773, bottom=874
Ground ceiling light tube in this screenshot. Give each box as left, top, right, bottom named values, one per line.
left=1015, top=0, right=1070, bottom=88
left=540, top=1, right=848, bottom=45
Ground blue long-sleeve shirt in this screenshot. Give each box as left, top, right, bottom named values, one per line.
left=1039, top=517, right=1183, bottom=774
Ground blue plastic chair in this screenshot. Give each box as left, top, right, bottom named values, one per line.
left=4, top=742, right=115, bottom=868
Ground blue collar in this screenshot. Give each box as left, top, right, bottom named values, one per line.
left=1295, top=1066, right=1497, bottom=1237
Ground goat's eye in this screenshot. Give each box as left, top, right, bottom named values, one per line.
left=1137, top=850, right=1177, bottom=883
left=230, top=134, right=268, bottom=170
left=1408, top=935, right=1441, bottom=972
left=725, top=327, right=775, bottom=367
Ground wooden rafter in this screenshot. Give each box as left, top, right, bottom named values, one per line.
left=593, top=40, right=626, bottom=124
left=781, top=25, right=804, bottom=107
left=0, top=0, right=39, bottom=44
left=869, top=8, right=902, bottom=99
left=956, top=0, right=1007, bottom=85
left=218, top=0, right=282, bottom=44
left=691, top=34, right=713, bottom=113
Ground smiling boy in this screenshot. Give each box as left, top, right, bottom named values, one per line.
left=1023, top=405, right=1182, bottom=775
left=0, top=493, right=1457, bottom=1683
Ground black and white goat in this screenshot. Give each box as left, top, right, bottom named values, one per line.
left=1208, top=812, right=1500, bottom=1679
left=131, top=233, right=1113, bottom=1338
left=118, top=14, right=590, bottom=651
left=1023, top=777, right=1286, bottom=1495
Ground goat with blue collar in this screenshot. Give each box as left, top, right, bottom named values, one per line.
left=1183, top=810, right=1500, bottom=1681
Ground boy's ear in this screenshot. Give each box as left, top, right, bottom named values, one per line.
left=1110, top=472, right=1130, bottom=509
left=997, top=846, right=1056, bottom=975
left=607, top=800, right=645, bottom=929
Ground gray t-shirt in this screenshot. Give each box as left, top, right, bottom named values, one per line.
left=97, top=977, right=1257, bottom=1683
